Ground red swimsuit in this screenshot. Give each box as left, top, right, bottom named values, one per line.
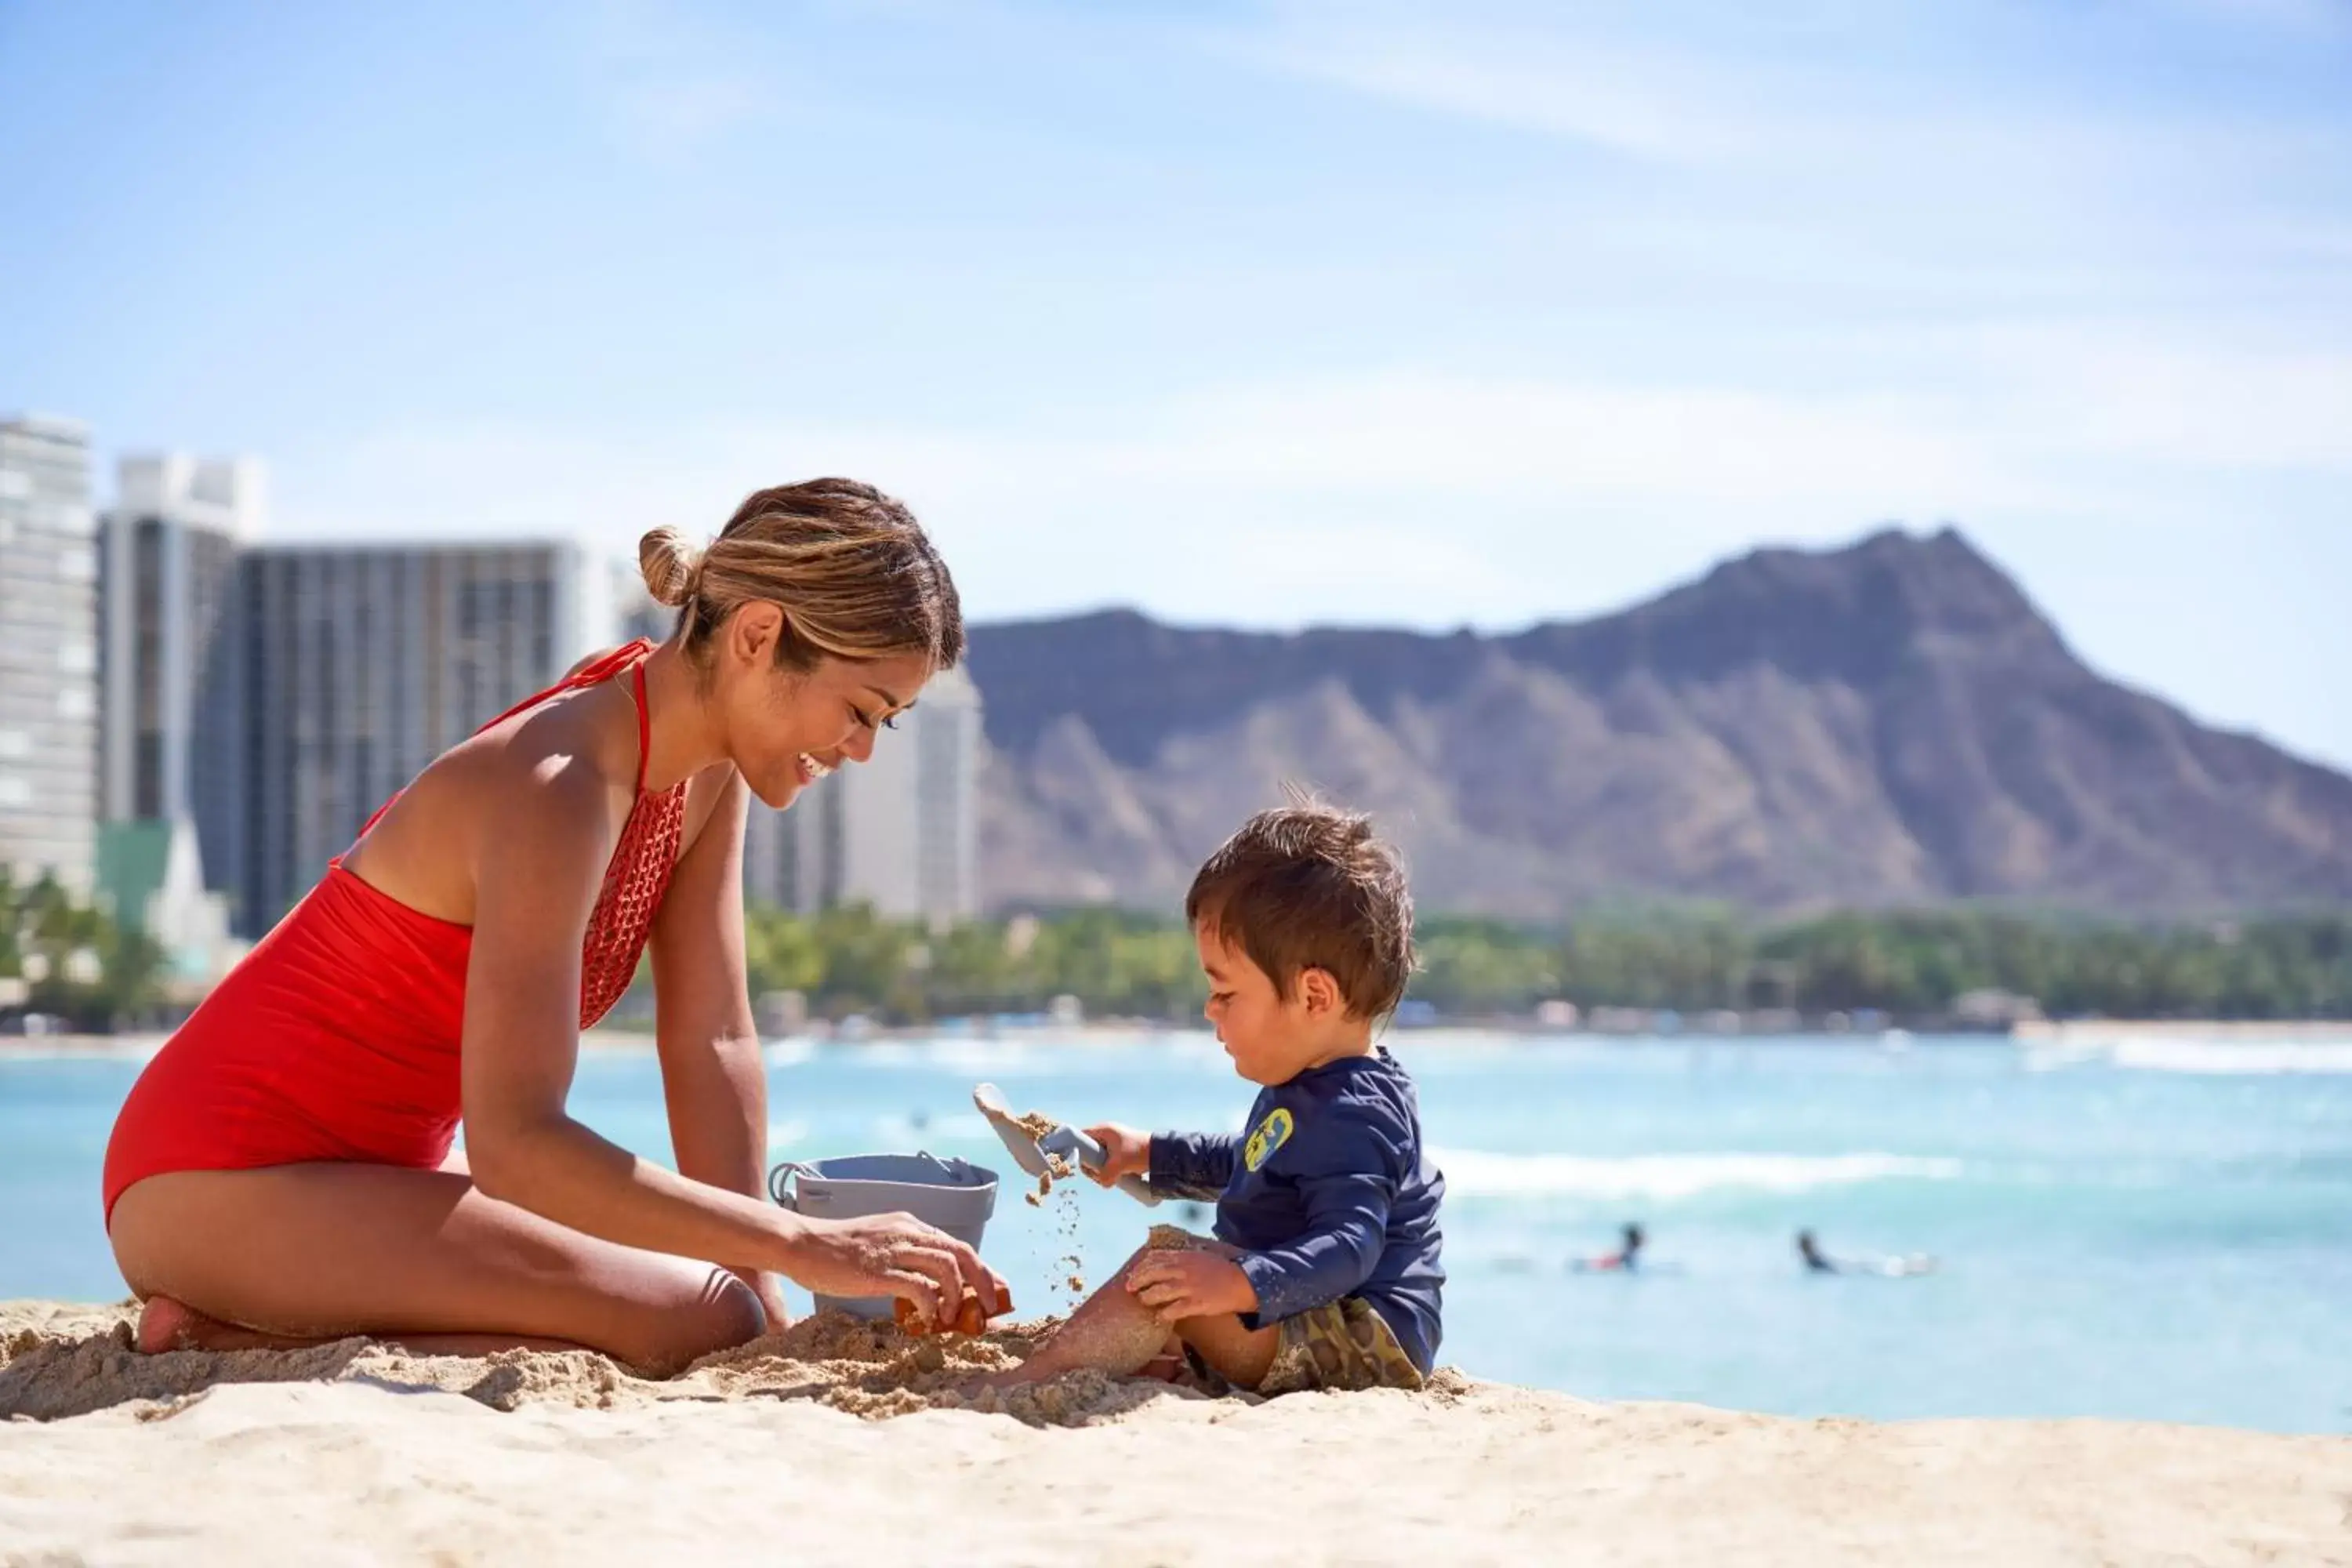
left=102, top=640, right=688, bottom=1225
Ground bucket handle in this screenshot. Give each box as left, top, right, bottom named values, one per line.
left=767, top=1160, right=814, bottom=1210
left=767, top=1151, right=965, bottom=1210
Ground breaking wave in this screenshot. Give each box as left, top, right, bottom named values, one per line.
left=1432, top=1149, right=1965, bottom=1200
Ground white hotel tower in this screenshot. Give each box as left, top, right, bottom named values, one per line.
left=0, top=415, right=100, bottom=895
left=99, top=454, right=261, bottom=887
left=742, top=662, right=983, bottom=927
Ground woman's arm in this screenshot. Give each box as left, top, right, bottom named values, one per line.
left=645, top=768, right=788, bottom=1320
left=457, top=745, right=1000, bottom=1323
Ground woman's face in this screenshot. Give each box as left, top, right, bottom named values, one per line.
left=711, top=604, right=937, bottom=808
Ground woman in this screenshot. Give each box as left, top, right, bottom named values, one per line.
left=103, top=480, right=1005, bottom=1373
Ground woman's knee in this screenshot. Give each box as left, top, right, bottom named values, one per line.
left=703, top=1268, right=768, bottom=1349
left=630, top=1265, right=765, bottom=1374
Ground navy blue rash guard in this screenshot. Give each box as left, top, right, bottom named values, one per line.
left=1148, top=1047, right=1445, bottom=1374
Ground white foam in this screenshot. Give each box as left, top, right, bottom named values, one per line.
left=804, top=1033, right=1210, bottom=1073
left=1431, top=1149, right=1964, bottom=1200
left=2020, top=1043, right=2109, bottom=1074
left=2107, top=1039, right=2352, bottom=1076
left=0, top=1040, right=162, bottom=1063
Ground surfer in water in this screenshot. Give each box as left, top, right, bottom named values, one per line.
left=1798, top=1229, right=1936, bottom=1277
left=1573, top=1223, right=1646, bottom=1273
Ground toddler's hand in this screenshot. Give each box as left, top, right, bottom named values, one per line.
left=1083, top=1123, right=1151, bottom=1188
left=1127, top=1250, right=1258, bottom=1323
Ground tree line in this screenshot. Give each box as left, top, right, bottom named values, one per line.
left=742, top=904, right=2352, bottom=1025
left=0, top=871, right=166, bottom=1032
left=6, top=877, right=2343, bottom=1032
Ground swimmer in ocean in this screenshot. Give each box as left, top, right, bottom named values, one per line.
left=1798, top=1229, right=1936, bottom=1277
left=1573, top=1223, right=1646, bottom=1273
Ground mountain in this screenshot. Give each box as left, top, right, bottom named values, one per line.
left=964, top=528, right=2352, bottom=916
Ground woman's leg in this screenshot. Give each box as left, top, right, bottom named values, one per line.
left=127, top=1145, right=603, bottom=1359
left=109, top=1163, right=767, bottom=1376
left=129, top=1301, right=591, bottom=1359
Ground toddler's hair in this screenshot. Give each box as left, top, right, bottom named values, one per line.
left=1185, top=797, right=1416, bottom=1019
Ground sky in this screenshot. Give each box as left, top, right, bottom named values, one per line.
left=4, top=0, right=2349, bottom=765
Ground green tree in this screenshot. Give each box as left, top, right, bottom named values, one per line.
left=3, top=871, right=167, bottom=1030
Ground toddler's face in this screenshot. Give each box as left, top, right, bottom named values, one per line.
left=1194, top=926, right=1323, bottom=1086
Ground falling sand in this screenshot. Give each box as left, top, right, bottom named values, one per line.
left=1013, top=1105, right=1078, bottom=1207
left=1048, top=1185, right=1089, bottom=1307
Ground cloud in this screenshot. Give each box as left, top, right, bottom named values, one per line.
left=1972, top=331, right=2352, bottom=474
left=1232, top=0, right=2349, bottom=220
left=249, top=344, right=2260, bottom=597
left=271, top=372, right=2009, bottom=535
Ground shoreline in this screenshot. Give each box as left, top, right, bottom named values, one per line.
left=0, top=1027, right=688, bottom=1058
left=2011, top=1018, right=2352, bottom=1041
left=9, top=1019, right=2352, bottom=1057
left=3, top=1301, right=2347, bottom=1565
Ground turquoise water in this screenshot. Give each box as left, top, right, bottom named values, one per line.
left=5, top=1031, right=2350, bottom=1434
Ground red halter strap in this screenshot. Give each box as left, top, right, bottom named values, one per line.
left=350, top=638, right=660, bottom=845
left=630, top=660, right=653, bottom=795
left=473, top=637, right=658, bottom=736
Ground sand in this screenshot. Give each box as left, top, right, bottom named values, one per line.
left=4, top=1301, right=2349, bottom=1566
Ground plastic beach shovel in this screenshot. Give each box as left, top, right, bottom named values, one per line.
left=972, top=1082, right=1161, bottom=1206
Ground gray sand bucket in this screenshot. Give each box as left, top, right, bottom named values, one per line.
left=766, top=1152, right=999, bottom=1319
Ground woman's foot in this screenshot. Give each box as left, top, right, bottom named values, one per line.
left=134, top=1295, right=299, bottom=1354
left=133, top=1298, right=588, bottom=1363
left=134, top=1294, right=200, bottom=1352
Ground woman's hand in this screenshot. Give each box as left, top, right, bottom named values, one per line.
left=1083, top=1123, right=1151, bottom=1189
left=779, top=1210, right=1011, bottom=1328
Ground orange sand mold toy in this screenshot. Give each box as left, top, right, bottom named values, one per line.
left=892, top=1288, right=1002, bottom=1338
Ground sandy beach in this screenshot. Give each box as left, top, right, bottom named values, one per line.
left=3, top=1301, right=2347, bottom=1566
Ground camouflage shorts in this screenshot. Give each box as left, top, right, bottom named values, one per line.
left=1258, top=1293, right=1424, bottom=1395
left=1144, top=1225, right=1425, bottom=1396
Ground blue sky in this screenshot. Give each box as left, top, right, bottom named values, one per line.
left=5, top=0, right=2349, bottom=765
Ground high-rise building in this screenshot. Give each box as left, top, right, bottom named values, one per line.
left=909, top=663, right=984, bottom=924
left=0, top=416, right=101, bottom=894
left=615, top=561, right=671, bottom=647
left=740, top=773, right=805, bottom=916
left=98, top=454, right=261, bottom=895
left=744, top=663, right=982, bottom=925
left=231, top=540, right=614, bottom=935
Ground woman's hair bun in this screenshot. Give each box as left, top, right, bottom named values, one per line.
left=637, top=525, right=703, bottom=608
left=641, top=480, right=963, bottom=670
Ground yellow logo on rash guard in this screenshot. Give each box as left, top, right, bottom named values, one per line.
left=1243, top=1107, right=1295, bottom=1172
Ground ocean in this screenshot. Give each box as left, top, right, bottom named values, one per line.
left=5, top=1031, right=2348, bottom=1434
